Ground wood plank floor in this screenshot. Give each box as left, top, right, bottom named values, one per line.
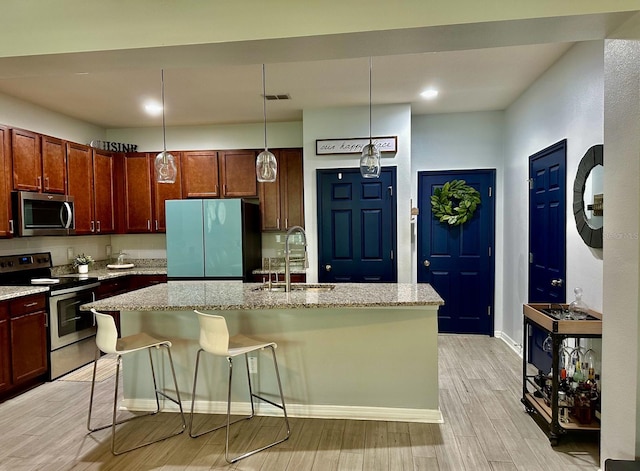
left=0, top=335, right=600, bottom=470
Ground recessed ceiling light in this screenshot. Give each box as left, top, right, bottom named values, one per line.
left=420, top=89, right=439, bottom=99
left=144, top=101, right=163, bottom=116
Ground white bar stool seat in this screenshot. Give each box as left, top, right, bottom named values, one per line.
left=87, top=309, right=186, bottom=455
left=189, top=310, right=291, bottom=463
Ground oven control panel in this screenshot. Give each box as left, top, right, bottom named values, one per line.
left=0, top=252, right=52, bottom=273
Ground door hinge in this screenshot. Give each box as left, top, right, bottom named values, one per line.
left=390, top=250, right=394, bottom=260
left=528, top=178, right=534, bottom=190
left=529, top=252, right=533, bottom=263
left=488, top=186, right=492, bottom=197
left=488, top=306, right=491, bottom=316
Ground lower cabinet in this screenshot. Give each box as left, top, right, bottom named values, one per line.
left=0, top=293, right=48, bottom=397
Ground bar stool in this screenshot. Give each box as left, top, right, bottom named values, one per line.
left=87, top=309, right=186, bottom=455
left=189, top=310, right=291, bottom=463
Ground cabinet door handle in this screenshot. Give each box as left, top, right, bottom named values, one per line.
left=9, top=219, right=13, bottom=234
left=96, top=221, right=101, bottom=233
left=277, top=218, right=280, bottom=229
left=90, top=220, right=95, bottom=233
left=155, top=220, right=159, bottom=231
left=45, top=176, right=50, bottom=190
left=285, top=218, right=288, bottom=229
left=37, top=176, right=42, bottom=188
left=147, top=220, right=151, bottom=231
left=23, top=302, right=38, bottom=308
left=223, top=184, right=227, bottom=195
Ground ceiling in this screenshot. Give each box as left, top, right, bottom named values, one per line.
left=0, top=43, right=574, bottom=129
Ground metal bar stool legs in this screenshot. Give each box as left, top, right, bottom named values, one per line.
left=87, top=310, right=186, bottom=455
left=189, top=310, right=291, bottom=463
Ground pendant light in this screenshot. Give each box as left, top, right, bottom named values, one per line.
left=256, top=64, right=277, bottom=183
left=154, top=69, right=177, bottom=184
left=360, top=57, right=381, bottom=179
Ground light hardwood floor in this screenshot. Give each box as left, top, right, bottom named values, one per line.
left=0, top=335, right=600, bottom=470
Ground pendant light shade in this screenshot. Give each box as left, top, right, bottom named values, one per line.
left=155, top=69, right=177, bottom=184
left=360, top=57, right=381, bottom=179
left=256, top=64, right=277, bottom=183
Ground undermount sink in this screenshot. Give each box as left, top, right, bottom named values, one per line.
left=254, top=283, right=335, bottom=292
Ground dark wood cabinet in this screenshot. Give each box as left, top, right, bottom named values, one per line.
left=67, top=144, right=115, bottom=235
left=123, top=153, right=154, bottom=232
left=152, top=152, right=182, bottom=232
left=41, top=135, right=66, bottom=194
left=260, top=148, right=304, bottom=231
left=219, top=150, right=258, bottom=198
left=11, top=128, right=42, bottom=192
left=92, top=149, right=115, bottom=234
left=0, top=303, right=10, bottom=392
left=0, top=126, right=12, bottom=238
left=67, top=142, right=94, bottom=234
left=0, top=294, right=48, bottom=397
left=182, top=150, right=219, bottom=198
left=128, top=274, right=168, bottom=291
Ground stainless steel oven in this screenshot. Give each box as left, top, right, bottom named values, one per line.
left=0, top=252, right=101, bottom=380
left=48, top=282, right=100, bottom=379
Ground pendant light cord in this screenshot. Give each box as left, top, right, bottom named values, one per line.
left=368, top=57, right=373, bottom=146
left=161, top=69, right=168, bottom=162
left=262, top=64, right=268, bottom=150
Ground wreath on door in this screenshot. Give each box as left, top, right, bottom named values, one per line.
left=430, top=179, right=481, bottom=226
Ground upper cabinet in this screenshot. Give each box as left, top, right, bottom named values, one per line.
left=11, top=129, right=66, bottom=194
left=182, top=150, right=258, bottom=199
left=0, top=126, right=12, bottom=237
left=66, top=143, right=115, bottom=235
left=182, top=151, right=219, bottom=198
left=122, top=152, right=182, bottom=233
left=41, top=136, right=66, bottom=194
left=259, top=148, right=304, bottom=231
left=218, top=150, right=258, bottom=198
left=11, top=129, right=42, bottom=192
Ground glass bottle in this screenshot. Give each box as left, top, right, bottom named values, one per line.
left=568, top=287, right=589, bottom=320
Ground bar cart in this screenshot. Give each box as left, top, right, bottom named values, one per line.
left=522, top=303, right=602, bottom=445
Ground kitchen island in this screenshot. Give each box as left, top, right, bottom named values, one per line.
left=83, top=281, right=444, bottom=423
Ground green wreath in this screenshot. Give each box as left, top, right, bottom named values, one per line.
left=430, top=179, right=481, bottom=226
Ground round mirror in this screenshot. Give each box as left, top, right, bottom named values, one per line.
left=573, top=144, right=603, bottom=248
left=583, top=164, right=603, bottom=229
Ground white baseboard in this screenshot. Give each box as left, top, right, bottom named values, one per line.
left=494, top=330, right=523, bottom=357
left=121, top=398, right=443, bottom=424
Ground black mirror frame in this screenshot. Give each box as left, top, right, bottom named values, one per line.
left=573, top=144, right=603, bottom=249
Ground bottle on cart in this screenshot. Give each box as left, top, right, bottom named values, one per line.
left=568, top=287, right=590, bottom=320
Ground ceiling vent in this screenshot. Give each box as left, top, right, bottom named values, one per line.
left=265, top=94, right=291, bottom=101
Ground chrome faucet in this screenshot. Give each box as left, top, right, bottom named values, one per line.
left=284, top=226, right=308, bottom=292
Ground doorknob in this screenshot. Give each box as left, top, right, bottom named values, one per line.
left=423, top=260, right=431, bottom=267
left=551, top=278, right=564, bottom=287
left=325, top=264, right=332, bottom=272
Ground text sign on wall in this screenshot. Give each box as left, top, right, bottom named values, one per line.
left=89, top=140, right=138, bottom=152
left=315, top=136, right=397, bottom=155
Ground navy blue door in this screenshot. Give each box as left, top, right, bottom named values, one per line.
left=417, top=170, right=495, bottom=335
left=317, top=167, right=396, bottom=282
left=528, top=140, right=566, bottom=303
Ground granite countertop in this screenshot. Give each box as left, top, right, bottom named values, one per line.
left=0, top=267, right=168, bottom=301
left=0, top=285, right=50, bottom=301
left=82, top=280, right=444, bottom=311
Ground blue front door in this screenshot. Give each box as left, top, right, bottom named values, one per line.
left=317, top=167, right=397, bottom=282
left=528, top=139, right=567, bottom=303
left=417, top=170, right=495, bottom=335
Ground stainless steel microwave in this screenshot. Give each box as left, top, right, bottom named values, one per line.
left=12, top=191, right=75, bottom=236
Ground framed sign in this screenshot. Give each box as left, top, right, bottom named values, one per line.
left=316, top=136, right=397, bottom=155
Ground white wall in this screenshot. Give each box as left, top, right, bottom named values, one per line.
left=302, top=104, right=412, bottom=283
left=107, top=121, right=302, bottom=152
left=0, top=91, right=104, bottom=145
left=411, top=112, right=505, bottom=334
left=601, top=37, right=640, bottom=463
left=503, top=41, right=605, bottom=346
